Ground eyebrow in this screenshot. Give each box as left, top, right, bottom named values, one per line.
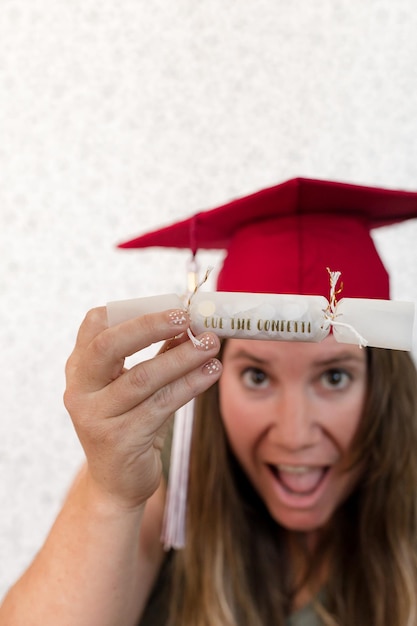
left=312, top=354, right=366, bottom=368
left=227, top=349, right=269, bottom=365
left=226, top=348, right=365, bottom=368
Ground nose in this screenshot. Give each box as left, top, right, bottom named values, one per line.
left=268, top=387, right=319, bottom=452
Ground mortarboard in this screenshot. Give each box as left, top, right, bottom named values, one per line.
left=118, top=177, right=417, bottom=300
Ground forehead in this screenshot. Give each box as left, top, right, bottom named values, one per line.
left=222, top=335, right=367, bottom=365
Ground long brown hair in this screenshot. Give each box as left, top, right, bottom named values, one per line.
left=169, top=347, right=417, bottom=625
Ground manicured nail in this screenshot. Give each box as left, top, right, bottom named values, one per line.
left=202, top=359, right=222, bottom=375
left=168, top=309, right=189, bottom=326
left=195, top=333, right=218, bottom=351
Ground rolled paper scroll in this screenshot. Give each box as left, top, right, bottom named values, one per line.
left=106, top=291, right=415, bottom=350
left=189, top=292, right=329, bottom=342
left=107, top=293, right=184, bottom=327
left=330, top=298, right=415, bottom=351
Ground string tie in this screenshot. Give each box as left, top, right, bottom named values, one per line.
left=185, top=267, right=213, bottom=347
left=322, top=268, right=368, bottom=348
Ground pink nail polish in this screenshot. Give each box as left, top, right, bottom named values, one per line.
left=196, top=333, right=218, bottom=351
left=202, top=359, right=222, bottom=375
left=168, top=309, right=188, bottom=326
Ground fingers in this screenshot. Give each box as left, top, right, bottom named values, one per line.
left=98, top=331, right=221, bottom=418
left=128, top=356, right=222, bottom=437
left=65, top=305, right=222, bottom=430
left=69, top=308, right=191, bottom=392
left=74, top=306, right=109, bottom=350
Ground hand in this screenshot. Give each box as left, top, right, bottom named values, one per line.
left=63, top=307, right=222, bottom=511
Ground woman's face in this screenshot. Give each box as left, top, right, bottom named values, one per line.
left=219, top=336, right=367, bottom=534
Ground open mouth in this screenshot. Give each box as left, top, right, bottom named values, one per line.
left=268, top=464, right=330, bottom=496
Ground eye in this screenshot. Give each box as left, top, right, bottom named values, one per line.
left=241, top=367, right=270, bottom=389
left=320, top=368, right=351, bottom=390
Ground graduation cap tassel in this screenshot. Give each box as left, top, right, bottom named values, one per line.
left=161, top=263, right=212, bottom=549
left=186, top=254, right=199, bottom=294
left=162, top=397, right=195, bottom=549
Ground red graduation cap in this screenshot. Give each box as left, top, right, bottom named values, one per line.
left=118, top=177, right=417, bottom=299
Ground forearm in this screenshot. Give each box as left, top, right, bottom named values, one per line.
left=0, top=466, right=163, bottom=626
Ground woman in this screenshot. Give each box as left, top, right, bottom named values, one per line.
left=1, top=177, right=417, bottom=625
left=163, top=339, right=417, bottom=625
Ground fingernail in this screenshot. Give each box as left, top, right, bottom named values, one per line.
left=195, top=333, right=218, bottom=351
left=202, top=359, right=222, bottom=375
left=168, top=309, right=189, bottom=326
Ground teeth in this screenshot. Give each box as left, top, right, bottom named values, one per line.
left=277, top=465, right=315, bottom=474
left=274, top=465, right=326, bottom=495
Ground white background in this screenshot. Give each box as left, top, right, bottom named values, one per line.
left=1, top=0, right=417, bottom=599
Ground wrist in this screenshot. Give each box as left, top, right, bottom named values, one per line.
left=75, top=464, right=148, bottom=520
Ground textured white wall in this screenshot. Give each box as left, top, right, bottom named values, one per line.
left=1, top=0, right=417, bottom=599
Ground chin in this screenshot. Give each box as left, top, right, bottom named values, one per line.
left=270, top=508, right=333, bottom=534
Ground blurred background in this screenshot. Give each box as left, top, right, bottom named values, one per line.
left=1, top=0, right=417, bottom=598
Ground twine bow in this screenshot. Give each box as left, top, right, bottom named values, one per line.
left=185, top=267, right=213, bottom=347
left=323, top=268, right=368, bottom=348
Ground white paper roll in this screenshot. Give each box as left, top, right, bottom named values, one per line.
left=333, top=298, right=415, bottom=351
left=189, top=292, right=329, bottom=342
left=106, top=293, right=184, bottom=327
left=106, top=292, right=415, bottom=350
